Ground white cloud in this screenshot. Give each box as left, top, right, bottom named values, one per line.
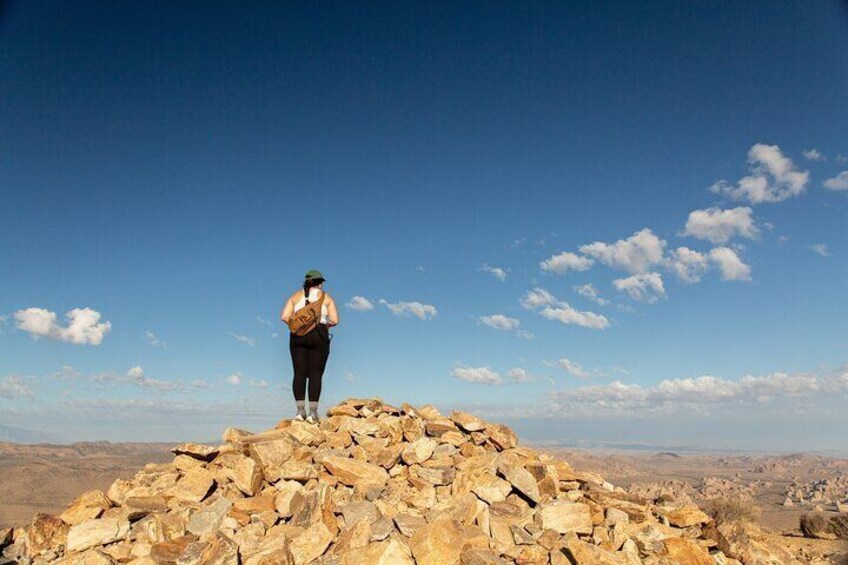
left=256, top=317, right=273, bottom=327
left=346, top=296, right=375, bottom=311
left=573, top=283, right=609, bottom=306
left=451, top=366, right=501, bottom=385
left=540, top=252, right=594, bottom=274
left=547, top=368, right=848, bottom=418
left=145, top=330, right=166, bottom=348
left=226, top=372, right=242, bottom=385
left=823, top=171, right=848, bottom=192
left=343, top=370, right=356, bottom=382
left=682, top=206, right=758, bottom=244
left=191, top=379, right=211, bottom=389
left=0, top=375, right=34, bottom=399
left=14, top=307, right=111, bottom=346
left=478, top=314, right=520, bottom=331
left=579, top=228, right=666, bottom=274
left=480, top=264, right=507, bottom=281
left=249, top=380, right=269, bottom=389
left=710, top=143, right=809, bottom=204
left=229, top=332, right=256, bottom=347
left=127, top=366, right=144, bottom=379
left=521, top=288, right=609, bottom=330
left=802, top=149, right=825, bottom=162
left=507, top=368, right=532, bottom=383
left=557, top=357, right=589, bottom=379
left=809, top=244, right=830, bottom=257
left=709, top=247, right=752, bottom=281
left=516, top=330, right=535, bottom=340
left=665, top=247, right=709, bottom=284
left=379, top=300, right=438, bottom=320
left=613, top=273, right=666, bottom=303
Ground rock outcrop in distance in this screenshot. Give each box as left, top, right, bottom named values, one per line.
left=1, top=398, right=800, bottom=564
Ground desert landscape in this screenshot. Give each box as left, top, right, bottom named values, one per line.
left=1, top=400, right=846, bottom=563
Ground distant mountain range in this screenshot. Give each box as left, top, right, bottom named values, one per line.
left=0, top=424, right=64, bottom=444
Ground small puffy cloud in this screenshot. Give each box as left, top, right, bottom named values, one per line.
left=557, top=357, right=588, bottom=379
left=229, top=332, right=256, bottom=347
left=507, top=368, right=532, bottom=383
left=124, top=366, right=182, bottom=392
left=479, top=314, right=520, bottom=331
left=480, top=264, right=507, bottom=281
left=14, top=307, right=111, bottom=345
left=127, top=366, right=144, bottom=379
left=452, top=366, right=501, bottom=385
left=709, top=247, right=752, bottom=281
left=682, top=206, right=758, bottom=244
left=346, top=296, right=375, bottom=311
left=145, top=330, right=166, bottom=348
left=573, top=283, right=609, bottom=306
left=809, top=244, right=830, bottom=257
left=249, top=379, right=269, bottom=389
left=540, top=252, right=594, bottom=274
left=522, top=288, right=609, bottom=330
left=802, top=149, right=825, bottom=161
left=823, top=171, right=848, bottom=192
left=343, top=370, right=356, bottom=382
left=226, top=372, right=243, bottom=385
left=613, top=273, right=666, bottom=303
left=710, top=143, right=809, bottom=204
left=579, top=228, right=666, bottom=274
left=665, top=247, right=709, bottom=284
left=379, top=300, right=438, bottom=320
left=516, top=330, right=535, bottom=340
left=0, top=375, right=34, bottom=399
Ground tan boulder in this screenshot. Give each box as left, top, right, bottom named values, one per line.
left=247, top=438, right=294, bottom=482
left=26, top=513, right=69, bottom=555
left=170, top=467, right=215, bottom=503
left=402, top=437, right=438, bottom=465
left=561, top=536, right=626, bottom=564
left=662, top=538, right=713, bottom=565
left=410, top=517, right=465, bottom=565
left=339, top=537, right=414, bottom=564
left=171, top=443, right=219, bottom=461
left=497, top=462, right=540, bottom=503
left=288, top=520, right=333, bottom=565
left=461, top=548, right=509, bottom=564
left=60, top=490, right=112, bottom=525
left=538, top=501, right=593, bottom=534
left=67, top=518, right=130, bottom=553
left=148, top=535, right=197, bottom=563
left=659, top=504, right=711, bottom=528
left=450, top=410, right=487, bottom=432
left=486, top=424, right=518, bottom=450
left=186, top=496, right=232, bottom=537
left=322, top=455, right=388, bottom=487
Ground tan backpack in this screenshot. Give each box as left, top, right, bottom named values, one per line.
left=287, top=290, right=326, bottom=336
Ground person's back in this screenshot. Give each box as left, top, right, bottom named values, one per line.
left=280, top=270, right=339, bottom=423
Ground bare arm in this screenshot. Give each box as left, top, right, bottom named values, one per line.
left=280, top=295, right=295, bottom=324
left=327, top=296, right=340, bottom=326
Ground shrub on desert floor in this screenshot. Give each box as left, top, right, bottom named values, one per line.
left=705, top=496, right=761, bottom=526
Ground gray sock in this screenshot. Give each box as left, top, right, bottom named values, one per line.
left=296, top=400, right=306, bottom=414
left=309, top=401, right=319, bottom=415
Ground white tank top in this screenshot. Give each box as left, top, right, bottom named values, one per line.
left=293, top=288, right=329, bottom=324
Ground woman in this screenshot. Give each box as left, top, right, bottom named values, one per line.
left=280, top=270, right=339, bottom=423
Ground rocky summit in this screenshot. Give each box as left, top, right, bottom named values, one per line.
left=1, top=398, right=800, bottom=564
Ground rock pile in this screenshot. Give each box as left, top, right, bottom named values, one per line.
left=0, top=398, right=801, bottom=564
left=783, top=474, right=848, bottom=512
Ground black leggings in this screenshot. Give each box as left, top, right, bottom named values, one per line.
left=289, top=325, right=330, bottom=402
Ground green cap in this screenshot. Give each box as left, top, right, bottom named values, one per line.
left=305, top=269, right=324, bottom=281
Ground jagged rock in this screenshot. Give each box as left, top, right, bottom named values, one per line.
left=288, top=521, right=332, bottom=565
left=149, top=535, right=197, bottom=562
left=486, top=424, right=517, bottom=450
left=394, top=513, right=428, bottom=537
left=402, top=437, right=437, bottom=465
left=171, top=443, right=219, bottom=461
left=709, top=521, right=797, bottom=564
left=560, top=536, right=623, bottom=564
left=662, top=538, right=713, bottom=565
left=27, top=513, right=69, bottom=555
left=322, top=456, right=388, bottom=488
left=658, top=504, right=711, bottom=528
left=461, top=548, right=509, bottom=564
left=410, top=517, right=465, bottom=565
left=67, top=517, right=130, bottom=553
left=170, top=467, right=215, bottom=503
left=497, top=460, right=540, bottom=503
left=451, top=411, right=487, bottom=432
left=538, top=501, right=593, bottom=534
left=60, top=491, right=112, bottom=525
left=187, top=497, right=232, bottom=537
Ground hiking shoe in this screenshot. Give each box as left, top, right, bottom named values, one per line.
left=294, top=412, right=305, bottom=422
left=306, top=413, right=320, bottom=425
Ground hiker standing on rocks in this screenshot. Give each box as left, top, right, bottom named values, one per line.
left=280, top=270, right=339, bottom=423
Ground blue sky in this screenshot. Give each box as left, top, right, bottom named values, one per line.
left=1, top=1, right=847, bottom=450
